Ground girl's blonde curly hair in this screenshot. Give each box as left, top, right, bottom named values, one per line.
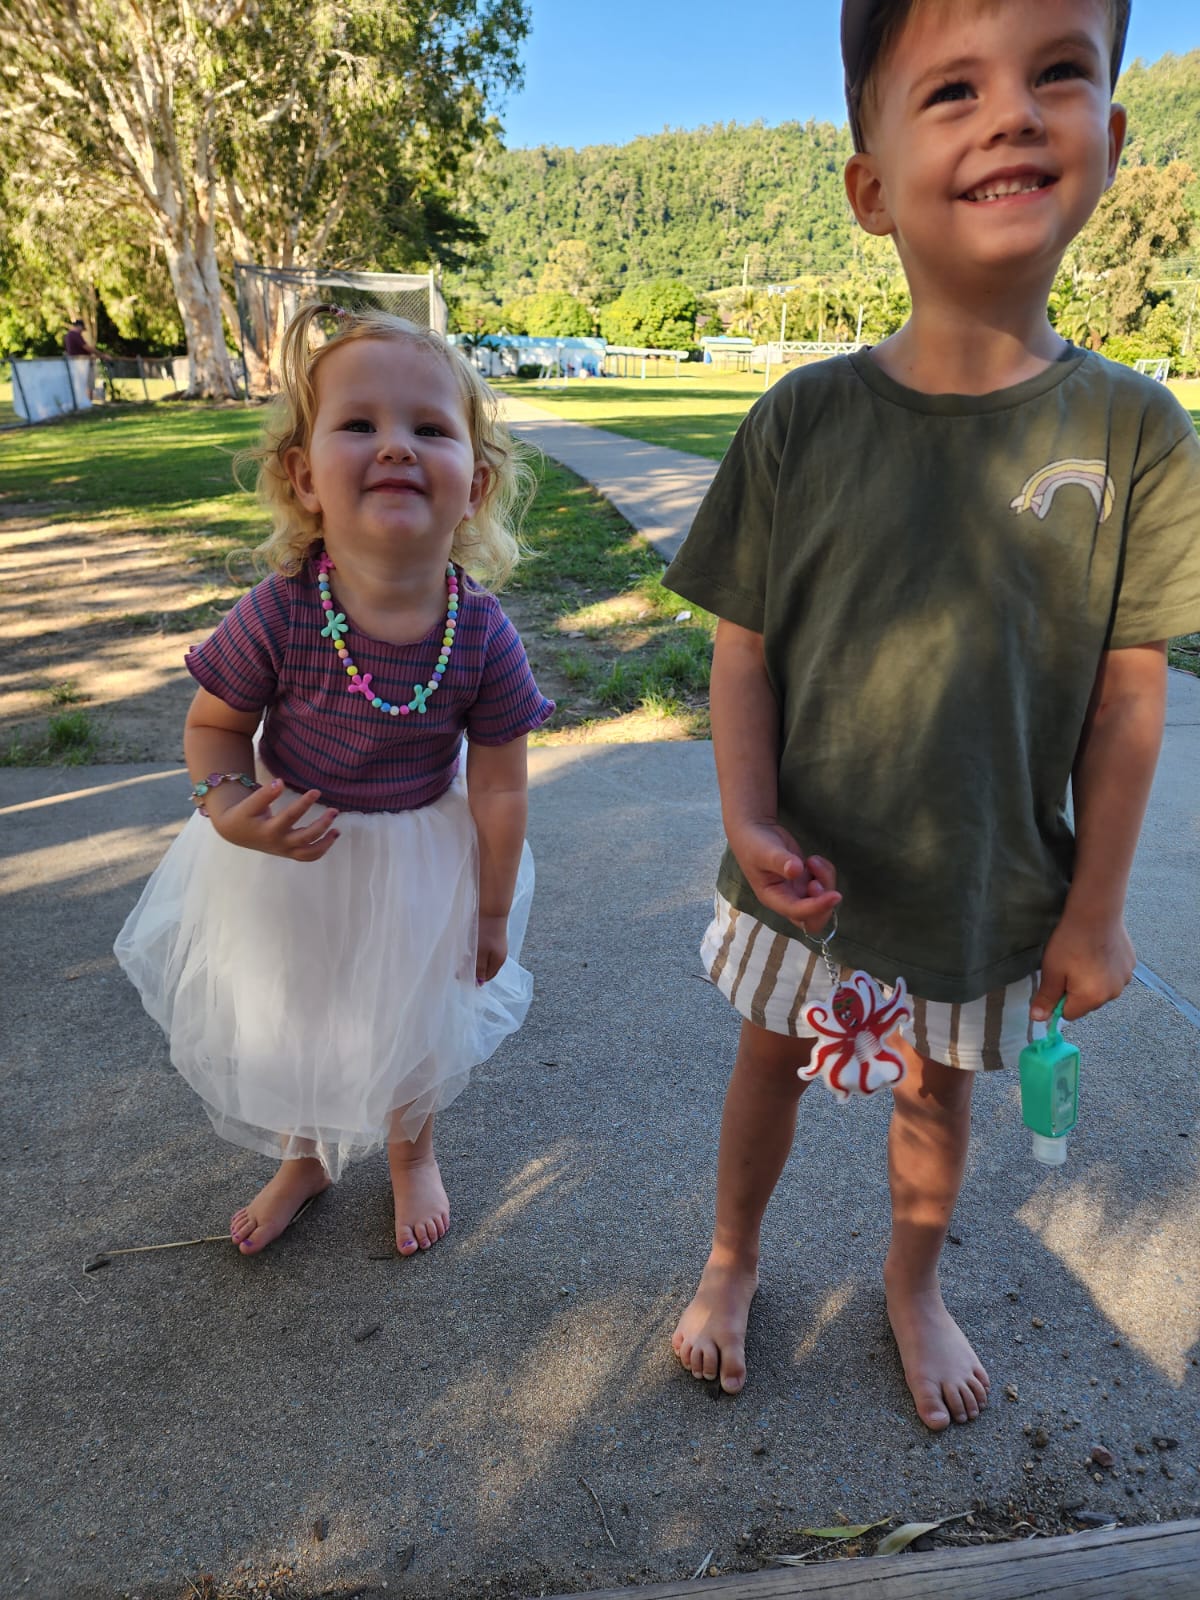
left=242, top=302, right=535, bottom=589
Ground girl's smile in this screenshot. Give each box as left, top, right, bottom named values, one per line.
left=287, top=336, right=487, bottom=563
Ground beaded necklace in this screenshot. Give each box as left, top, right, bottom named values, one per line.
left=316, top=549, right=458, bottom=717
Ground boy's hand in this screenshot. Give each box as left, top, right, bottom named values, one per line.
left=1030, top=910, right=1135, bottom=1022
left=209, top=777, right=340, bottom=862
left=730, top=821, right=841, bottom=933
left=476, top=913, right=509, bottom=984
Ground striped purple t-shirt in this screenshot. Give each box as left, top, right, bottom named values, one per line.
left=186, top=562, right=554, bottom=812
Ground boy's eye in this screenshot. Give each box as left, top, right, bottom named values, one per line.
left=1040, top=59, right=1085, bottom=84
left=927, top=79, right=973, bottom=106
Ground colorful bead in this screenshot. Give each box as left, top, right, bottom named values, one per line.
left=315, top=548, right=458, bottom=720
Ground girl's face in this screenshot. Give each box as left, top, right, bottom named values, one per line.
left=286, top=336, right=487, bottom=563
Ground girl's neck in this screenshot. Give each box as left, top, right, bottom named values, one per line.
left=320, top=539, right=453, bottom=645
left=871, top=272, right=1069, bottom=396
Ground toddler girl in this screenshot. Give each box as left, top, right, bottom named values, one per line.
left=115, top=304, right=553, bottom=1257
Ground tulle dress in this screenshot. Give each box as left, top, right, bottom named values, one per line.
left=114, top=560, right=553, bottom=1180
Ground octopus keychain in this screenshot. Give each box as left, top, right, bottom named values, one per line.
left=798, top=916, right=912, bottom=1100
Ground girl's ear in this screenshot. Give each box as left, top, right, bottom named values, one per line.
left=284, top=446, right=321, bottom=514
left=464, top=462, right=491, bottom=522
left=845, top=151, right=895, bottom=237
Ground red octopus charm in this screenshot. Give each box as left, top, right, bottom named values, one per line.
left=799, top=971, right=912, bottom=1099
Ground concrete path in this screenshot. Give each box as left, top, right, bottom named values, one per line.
left=502, top=392, right=717, bottom=561
left=2, top=678, right=1198, bottom=1598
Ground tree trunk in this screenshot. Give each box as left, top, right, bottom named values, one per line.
left=162, top=234, right=238, bottom=398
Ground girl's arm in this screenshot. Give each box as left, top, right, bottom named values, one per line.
left=184, top=686, right=339, bottom=861
left=1031, top=640, right=1168, bottom=1021
left=466, top=734, right=529, bottom=983
left=712, top=619, right=840, bottom=930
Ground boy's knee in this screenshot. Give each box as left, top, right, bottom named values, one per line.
left=736, top=1019, right=816, bottom=1083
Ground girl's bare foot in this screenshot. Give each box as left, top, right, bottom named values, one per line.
left=884, top=1261, right=990, bottom=1429
left=388, top=1144, right=449, bottom=1256
left=671, top=1248, right=760, bottom=1393
left=230, top=1157, right=330, bottom=1255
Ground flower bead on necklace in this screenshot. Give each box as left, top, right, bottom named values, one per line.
left=316, top=550, right=458, bottom=717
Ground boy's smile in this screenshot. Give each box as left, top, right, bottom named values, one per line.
left=846, top=0, right=1125, bottom=298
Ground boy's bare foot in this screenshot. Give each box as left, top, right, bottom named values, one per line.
left=885, top=1266, right=990, bottom=1429
left=671, top=1250, right=759, bottom=1393
left=230, top=1157, right=330, bottom=1255
left=388, top=1145, right=450, bottom=1256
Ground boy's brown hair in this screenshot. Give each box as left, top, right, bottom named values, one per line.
left=841, top=0, right=1131, bottom=151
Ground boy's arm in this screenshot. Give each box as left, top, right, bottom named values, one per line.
left=712, top=619, right=840, bottom=931
left=1031, top=641, right=1168, bottom=1022
left=466, top=735, right=529, bottom=983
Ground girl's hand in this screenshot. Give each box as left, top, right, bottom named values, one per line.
left=1031, top=909, right=1135, bottom=1022
left=476, top=914, right=509, bottom=985
left=209, top=778, right=340, bottom=862
left=730, top=821, right=841, bottom=934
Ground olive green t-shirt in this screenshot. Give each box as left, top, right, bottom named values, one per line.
left=666, top=349, right=1200, bottom=1002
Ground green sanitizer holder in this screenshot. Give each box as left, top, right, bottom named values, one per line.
left=1018, top=998, right=1079, bottom=1166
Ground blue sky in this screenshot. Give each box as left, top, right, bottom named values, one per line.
left=498, top=0, right=1200, bottom=150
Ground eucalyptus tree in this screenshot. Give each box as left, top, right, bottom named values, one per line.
left=0, top=0, right=528, bottom=395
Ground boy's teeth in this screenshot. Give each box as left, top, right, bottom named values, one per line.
left=966, top=176, right=1047, bottom=201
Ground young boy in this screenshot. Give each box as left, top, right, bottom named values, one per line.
left=665, top=0, right=1200, bottom=1430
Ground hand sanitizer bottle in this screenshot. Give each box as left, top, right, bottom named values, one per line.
left=1018, top=998, right=1079, bottom=1165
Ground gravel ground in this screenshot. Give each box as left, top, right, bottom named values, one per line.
left=2, top=743, right=1197, bottom=1600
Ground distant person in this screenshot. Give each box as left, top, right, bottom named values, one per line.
left=665, top=0, right=1200, bottom=1430
left=64, top=318, right=101, bottom=399
left=63, top=318, right=97, bottom=359
left=115, top=302, right=553, bottom=1258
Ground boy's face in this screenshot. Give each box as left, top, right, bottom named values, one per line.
left=846, top=0, right=1125, bottom=293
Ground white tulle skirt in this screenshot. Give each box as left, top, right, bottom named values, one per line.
left=114, top=772, right=534, bottom=1180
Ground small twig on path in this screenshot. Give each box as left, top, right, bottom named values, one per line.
left=84, top=1197, right=316, bottom=1271
left=578, top=1475, right=617, bottom=1549
left=691, top=1548, right=715, bottom=1580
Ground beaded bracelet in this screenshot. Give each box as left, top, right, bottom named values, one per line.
left=189, top=771, right=260, bottom=817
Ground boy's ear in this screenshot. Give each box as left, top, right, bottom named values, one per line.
left=1105, top=101, right=1128, bottom=188
left=845, top=152, right=895, bottom=237
left=284, top=446, right=321, bottom=514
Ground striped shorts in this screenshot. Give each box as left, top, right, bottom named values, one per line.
left=701, top=893, right=1044, bottom=1073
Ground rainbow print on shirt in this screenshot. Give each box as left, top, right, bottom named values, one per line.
left=1010, top=459, right=1115, bottom=524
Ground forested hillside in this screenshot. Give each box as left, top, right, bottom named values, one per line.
left=460, top=50, right=1200, bottom=302
left=464, top=119, right=855, bottom=297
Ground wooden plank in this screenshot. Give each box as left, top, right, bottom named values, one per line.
left=537, top=1519, right=1200, bottom=1600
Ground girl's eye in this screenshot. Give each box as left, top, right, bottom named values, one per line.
left=416, top=423, right=445, bottom=437
left=344, top=419, right=374, bottom=433
left=927, top=79, right=972, bottom=106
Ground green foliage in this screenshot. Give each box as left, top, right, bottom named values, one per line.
left=537, top=239, right=604, bottom=304
left=0, top=0, right=531, bottom=386
left=1118, top=51, right=1200, bottom=197
left=520, top=290, right=594, bottom=337
left=457, top=120, right=856, bottom=299
left=1070, top=160, right=1194, bottom=333
left=1102, top=302, right=1183, bottom=367
left=599, top=280, right=699, bottom=350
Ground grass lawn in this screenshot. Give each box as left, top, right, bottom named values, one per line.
left=500, top=368, right=1200, bottom=462
left=496, top=370, right=776, bottom=460
left=0, top=401, right=714, bottom=754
